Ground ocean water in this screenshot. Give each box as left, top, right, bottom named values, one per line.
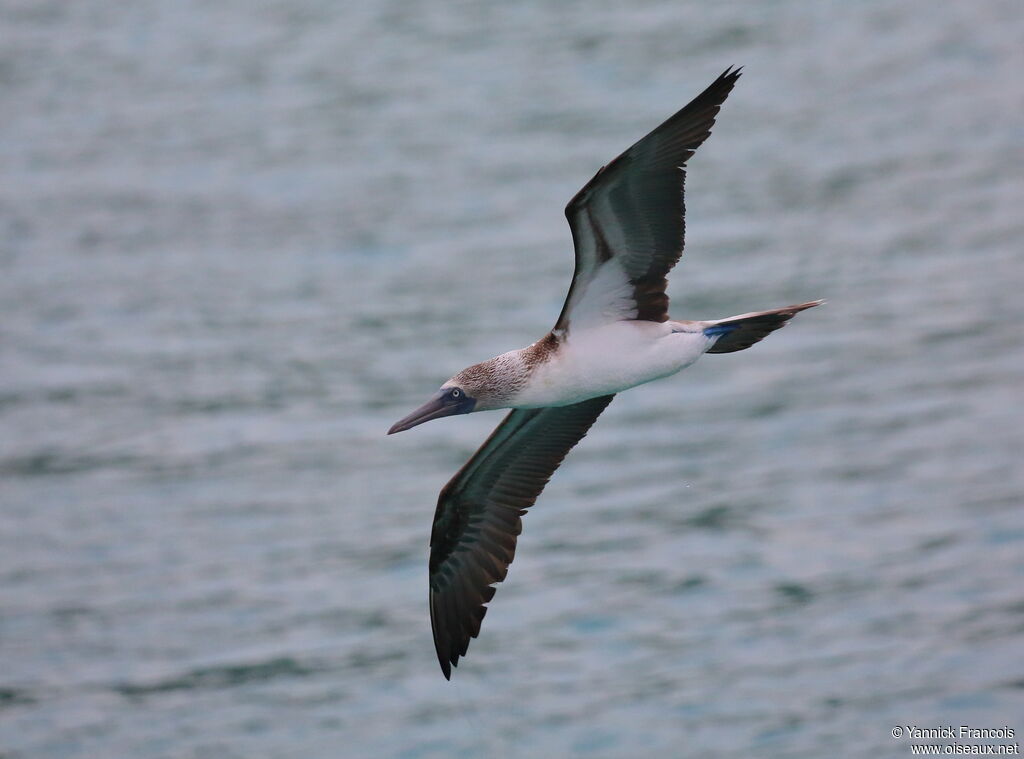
left=2, top=1, right=1023, bottom=757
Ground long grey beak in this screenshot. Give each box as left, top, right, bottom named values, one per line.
left=388, top=391, right=459, bottom=434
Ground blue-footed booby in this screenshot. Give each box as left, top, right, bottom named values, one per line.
left=388, top=67, right=822, bottom=679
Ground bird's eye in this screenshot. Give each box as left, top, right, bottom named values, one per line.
left=450, top=388, right=462, bottom=398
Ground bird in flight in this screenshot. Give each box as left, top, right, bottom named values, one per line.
left=388, top=67, right=821, bottom=679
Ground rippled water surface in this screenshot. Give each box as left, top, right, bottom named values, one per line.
left=3, top=2, right=1023, bottom=757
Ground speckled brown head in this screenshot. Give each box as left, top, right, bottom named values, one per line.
left=387, top=342, right=549, bottom=434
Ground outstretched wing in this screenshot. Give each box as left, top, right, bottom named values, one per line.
left=428, top=394, right=615, bottom=679
left=555, top=67, right=741, bottom=334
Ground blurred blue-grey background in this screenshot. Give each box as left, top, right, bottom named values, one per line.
left=2, top=1, right=1023, bottom=757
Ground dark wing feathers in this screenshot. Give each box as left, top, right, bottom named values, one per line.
left=556, top=67, right=741, bottom=331
left=428, top=395, right=615, bottom=678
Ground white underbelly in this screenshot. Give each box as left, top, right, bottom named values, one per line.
left=515, top=322, right=712, bottom=407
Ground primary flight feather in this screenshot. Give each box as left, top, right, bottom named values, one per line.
left=388, top=67, right=822, bottom=679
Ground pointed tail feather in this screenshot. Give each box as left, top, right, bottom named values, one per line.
left=703, top=300, right=823, bottom=354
